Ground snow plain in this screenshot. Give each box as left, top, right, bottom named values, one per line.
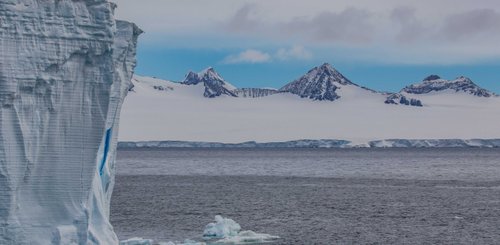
left=120, top=75, right=500, bottom=145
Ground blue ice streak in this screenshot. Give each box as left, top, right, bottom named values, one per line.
left=99, top=128, right=112, bottom=176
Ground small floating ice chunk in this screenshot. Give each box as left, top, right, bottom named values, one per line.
left=214, top=230, right=280, bottom=244
left=203, top=216, right=280, bottom=244
left=160, top=240, right=206, bottom=245
left=120, top=237, right=154, bottom=245
left=203, top=215, right=241, bottom=239
left=122, top=216, right=278, bottom=245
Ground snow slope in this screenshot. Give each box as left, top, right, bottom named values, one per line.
left=120, top=71, right=500, bottom=145
left=0, top=1, right=140, bottom=244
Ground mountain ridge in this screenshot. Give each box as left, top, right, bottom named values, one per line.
left=121, top=70, right=500, bottom=143
left=402, top=75, right=496, bottom=97
left=138, top=63, right=496, bottom=104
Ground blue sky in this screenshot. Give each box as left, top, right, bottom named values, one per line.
left=116, top=0, right=500, bottom=93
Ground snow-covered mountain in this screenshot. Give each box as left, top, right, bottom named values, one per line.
left=141, top=63, right=422, bottom=106
left=278, top=63, right=422, bottom=107
left=402, top=75, right=496, bottom=97
left=181, top=67, right=237, bottom=98
left=279, top=63, right=373, bottom=101
left=121, top=65, right=500, bottom=145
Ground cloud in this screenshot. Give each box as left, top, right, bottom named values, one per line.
left=389, top=7, right=500, bottom=45
left=114, top=0, right=500, bottom=64
left=440, top=9, right=500, bottom=41
left=223, top=6, right=375, bottom=44
left=275, top=45, right=313, bottom=61
left=279, top=8, right=375, bottom=44
left=390, top=6, right=428, bottom=43
left=224, top=4, right=260, bottom=33
left=222, top=49, right=272, bottom=64
left=223, top=46, right=313, bottom=64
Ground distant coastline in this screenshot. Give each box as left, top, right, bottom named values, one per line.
left=118, top=139, right=500, bottom=149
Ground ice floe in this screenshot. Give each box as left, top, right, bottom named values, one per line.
left=120, top=216, right=279, bottom=245
left=203, top=216, right=279, bottom=244
left=120, top=237, right=154, bottom=245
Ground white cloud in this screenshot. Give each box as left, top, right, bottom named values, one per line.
left=275, top=46, right=313, bottom=61
left=223, top=46, right=313, bottom=64
left=222, top=49, right=272, bottom=64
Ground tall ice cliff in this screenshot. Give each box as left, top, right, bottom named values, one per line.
left=0, top=1, right=141, bottom=244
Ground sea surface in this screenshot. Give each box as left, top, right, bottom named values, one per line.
left=111, top=148, right=500, bottom=244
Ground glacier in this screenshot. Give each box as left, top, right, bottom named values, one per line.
left=121, top=74, right=500, bottom=144
left=118, top=139, right=500, bottom=149
left=0, top=1, right=141, bottom=244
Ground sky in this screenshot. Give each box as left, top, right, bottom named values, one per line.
left=115, top=0, right=500, bottom=93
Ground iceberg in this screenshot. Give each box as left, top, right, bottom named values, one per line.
left=0, top=0, right=141, bottom=244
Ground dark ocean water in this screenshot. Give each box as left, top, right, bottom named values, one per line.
left=111, top=148, right=500, bottom=244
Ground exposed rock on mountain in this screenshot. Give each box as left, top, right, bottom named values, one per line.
left=385, top=93, right=423, bottom=107
left=234, top=88, right=280, bottom=98
left=403, top=75, right=495, bottom=97
left=182, top=67, right=237, bottom=98
left=279, top=63, right=374, bottom=101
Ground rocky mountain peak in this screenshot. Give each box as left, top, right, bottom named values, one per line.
left=279, top=63, right=359, bottom=101
left=181, top=67, right=237, bottom=98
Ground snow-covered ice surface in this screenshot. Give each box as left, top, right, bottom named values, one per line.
left=0, top=1, right=141, bottom=244
left=118, top=139, right=500, bottom=149
left=120, top=73, right=500, bottom=146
